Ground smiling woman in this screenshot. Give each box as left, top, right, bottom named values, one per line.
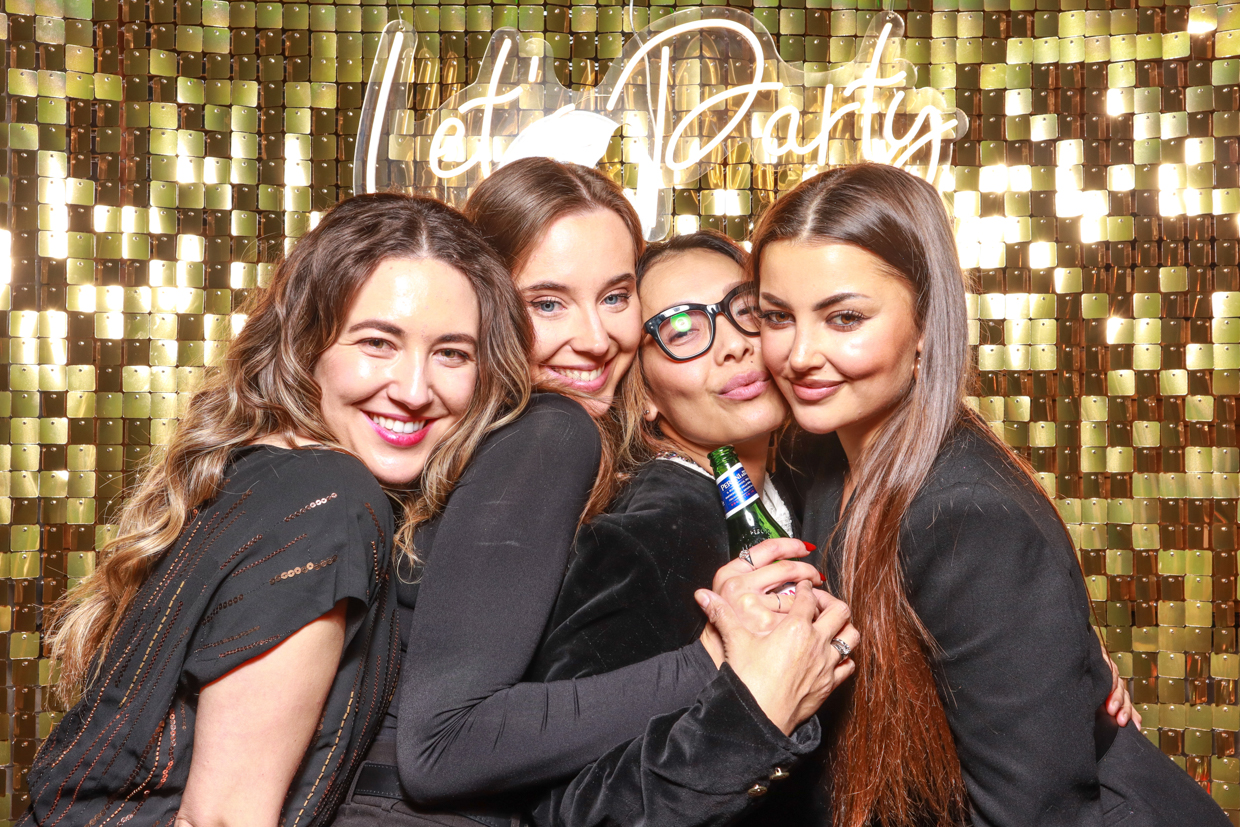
left=22, top=193, right=531, bottom=827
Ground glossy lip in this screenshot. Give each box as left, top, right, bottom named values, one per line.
left=542, top=358, right=612, bottom=394
left=790, top=378, right=843, bottom=403
left=365, top=411, right=435, bottom=448
left=719, top=370, right=771, bottom=401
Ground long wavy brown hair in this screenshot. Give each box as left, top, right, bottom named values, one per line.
left=752, top=164, right=975, bottom=827
left=464, top=157, right=647, bottom=517
left=50, top=193, right=532, bottom=700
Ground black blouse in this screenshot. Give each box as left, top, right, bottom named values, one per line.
left=21, top=446, right=398, bottom=827
left=393, top=395, right=719, bottom=804
left=525, top=458, right=821, bottom=827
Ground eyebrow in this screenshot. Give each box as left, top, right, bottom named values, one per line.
left=347, top=319, right=404, bottom=337
left=435, top=332, right=478, bottom=347
left=522, top=273, right=635, bottom=296
left=759, top=292, right=868, bottom=312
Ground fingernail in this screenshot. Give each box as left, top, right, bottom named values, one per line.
left=803, top=542, right=817, bottom=551
left=695, top=591, right=710, bottom=609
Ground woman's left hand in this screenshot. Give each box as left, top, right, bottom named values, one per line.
left=1101, top=639, right=1140, bottom=727
left=711, top=539, right=824, bottom=634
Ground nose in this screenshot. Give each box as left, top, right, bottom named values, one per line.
left=714, top=318, right=755, bottom=364
left=787, top=327, right=826, bottom=374
left=390, top=356, right=433, bottom=410
left=569, top=307, right=612, bottom=360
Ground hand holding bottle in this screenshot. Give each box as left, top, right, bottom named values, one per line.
left=711, top=538, right=822, bottom=632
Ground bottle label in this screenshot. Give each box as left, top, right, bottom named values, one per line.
left=715, top=463, right=759, bottom=518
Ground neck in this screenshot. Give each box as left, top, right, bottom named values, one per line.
left=666, top=431, right=770, bottom=491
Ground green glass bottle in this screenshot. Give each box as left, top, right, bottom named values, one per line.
left=708, top=445, right=789, bottom=558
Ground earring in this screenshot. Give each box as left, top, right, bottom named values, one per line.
left=912, top=352, right=922, bottom=383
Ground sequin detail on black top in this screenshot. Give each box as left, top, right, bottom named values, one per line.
left=20, top=446, right=399, bottom=827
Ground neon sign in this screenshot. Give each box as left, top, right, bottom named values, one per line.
left=356, top=9, right=966, bottom=240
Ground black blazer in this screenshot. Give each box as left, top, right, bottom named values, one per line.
left=525, top=458, right=819, bottom=827
left=782, top=422, right=1228, bottom=827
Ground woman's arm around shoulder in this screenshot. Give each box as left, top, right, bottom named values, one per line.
left=902, top=470, right=1113, bottom=827
left=399, top=395, right=718, bottom=802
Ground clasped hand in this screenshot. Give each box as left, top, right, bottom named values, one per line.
left=695, top=538, right=858, bottom=736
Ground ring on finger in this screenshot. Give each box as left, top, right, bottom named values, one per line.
left=830, top=637, right=853, bottom=660
left=739, top=549, right=756, bottom=569
left=774, top=593, right=782, bottom=611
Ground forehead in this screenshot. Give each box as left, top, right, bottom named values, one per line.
left=761, top=241, right=906, bottom=297
left=516, top=208, right=636, bottom=290
left=350, top=257, right=480, bottom=331
left=640, top=248, right=745, bottom=310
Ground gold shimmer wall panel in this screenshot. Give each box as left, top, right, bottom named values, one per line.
left=2, top=0, right=1240, bottom=822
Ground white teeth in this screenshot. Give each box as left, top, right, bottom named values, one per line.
left=371, top=415, right=427, bottom=435
left=554, top=367, right=604, bottom=382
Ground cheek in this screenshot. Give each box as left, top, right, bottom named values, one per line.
left=528, top=319, right=563, bottom=364
left=759, top=330, right=792, bottom=372
left=441, top=366, right=479, bottom=417
left=606, top=307, right=643, bottom=355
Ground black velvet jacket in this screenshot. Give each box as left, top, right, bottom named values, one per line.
left=525, top=458, right=821, bottom=827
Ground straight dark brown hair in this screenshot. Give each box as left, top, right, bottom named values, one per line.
left=464, top=158, right=647, bottom=516
left=751, top=164, right=974, bottom=827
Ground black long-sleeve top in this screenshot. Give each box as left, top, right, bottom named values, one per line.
left=393, top=395, right=719, bottom=803
left=780, top=422, right=1228, bottom=827
left=525, top=457, right=820, bottom=827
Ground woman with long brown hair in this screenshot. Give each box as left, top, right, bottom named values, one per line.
left=21, top=192, right=531, bottom=827
left=332, top=162, right=853, bottom=827
left=753, top=163, right=1226, bottom=826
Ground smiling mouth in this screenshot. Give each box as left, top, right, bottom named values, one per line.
left=790, top=380, right=843, bottom=402
left=544, top=362, right=610, bottom=392
left=368, top=414, right=428, bottom=435
left=365, top=412, right=434, bottom=447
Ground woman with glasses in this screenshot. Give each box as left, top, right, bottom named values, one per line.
left=519, top=228, right=1142, bottom=827
left=332, top=167, right=850, bottom=827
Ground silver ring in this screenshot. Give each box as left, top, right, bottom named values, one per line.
left=774, top=593, right=782, bottom=611
left=830, top=638, right=852, bottom=659
left=739, top=549, right=755, bottom=568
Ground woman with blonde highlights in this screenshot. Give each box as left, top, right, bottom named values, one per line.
left=752, top=163, right=1226, bottom=827
left=23, top=193, right=531, bottom=827
left=333, top=165, right=848, bottom=827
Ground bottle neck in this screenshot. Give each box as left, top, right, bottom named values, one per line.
left=704, top=436, right=769, bottom=493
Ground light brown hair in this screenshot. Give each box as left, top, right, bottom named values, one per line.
left=751, top=163, right=976, bottom=827
left=465, top=158, right=646, bottom=515
left=50, top=193, right=532, bottom=699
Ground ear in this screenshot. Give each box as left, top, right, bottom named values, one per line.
left=643, top=402, right=661, bottom=423
left=916, top=333, right=925, bottom=357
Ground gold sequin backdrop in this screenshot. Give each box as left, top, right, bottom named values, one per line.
left=1, top=0, right=1239, bottom=820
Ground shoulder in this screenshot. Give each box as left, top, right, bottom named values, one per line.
left=223, top=446, right=394, bottom=531
left=615, top=460, right=718, bottom=517
left=483, top=393, right=601, bottom=456
left=902, top=425, right=1073, bottom=579
left=583, top=461, right=721, bottom=549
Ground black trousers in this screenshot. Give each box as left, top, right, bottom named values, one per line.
left=332, top=741, right=523, bottom=827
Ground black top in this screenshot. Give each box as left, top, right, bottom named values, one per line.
left=524, top=458, right=821, bottom=827
left=392, top=395, right=719, bottom=803
left=781, top=423, right=1119, bottom=825
left=22, top=446, right=398, bottom=827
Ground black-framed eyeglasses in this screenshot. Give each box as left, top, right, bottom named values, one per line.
left=642, top=283, right=761, bottom=362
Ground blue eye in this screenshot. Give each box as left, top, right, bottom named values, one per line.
left=602, top=291, right=630, bottom=307
left=531, top=298, right=564, bottom=314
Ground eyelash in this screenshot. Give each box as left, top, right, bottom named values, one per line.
left=530, top=298, right=565, bottom=314
left=827, top=310, right=865, bottom=328
left=602, top=290, right=631, bottom=308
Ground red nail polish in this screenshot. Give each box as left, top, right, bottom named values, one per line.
left=803, top=542, right=817, bottom=551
